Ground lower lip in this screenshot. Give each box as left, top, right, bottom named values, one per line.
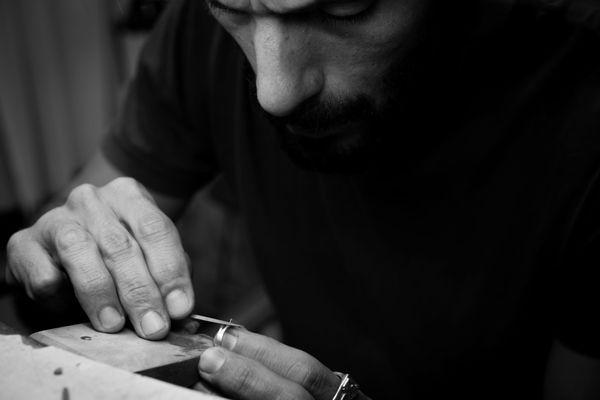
left=286, top=121, right=362, bottom=139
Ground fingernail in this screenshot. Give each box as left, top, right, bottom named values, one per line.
left=165, top=289, right=190, bottom=318
left=141, top=311, right=166, bottom=336
left=221, top=330, right=238, bottom=350
left=199, top=348, right=226, bottom=374
left=99, top=306, right=123, bottom=330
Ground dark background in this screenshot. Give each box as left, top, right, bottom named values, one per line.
left=0, top=0, right=279, bottom=339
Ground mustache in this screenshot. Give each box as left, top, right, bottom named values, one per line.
left=244, top=64, right=377, bottom=133
left=266, top=95, right=376, bottom=133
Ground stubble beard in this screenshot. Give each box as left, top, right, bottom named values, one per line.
left=245, top=29, right=429, bottom=174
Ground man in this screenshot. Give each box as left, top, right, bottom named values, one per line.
left=5, top=0, right=600, bottom=398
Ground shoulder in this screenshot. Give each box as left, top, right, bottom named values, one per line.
left=516, top=0, right=600, bottom=42
left=534, top=0, right=600, bottom=30
left=513, top=0, right=600, bottom=154
left=136, top=0, right=246, bottom=126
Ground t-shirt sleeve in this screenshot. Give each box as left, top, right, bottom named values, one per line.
left=555, top=168, right=600, bottom=358
left=102, top=0, right=218, bottom=198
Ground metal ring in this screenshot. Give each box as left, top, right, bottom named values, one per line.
left=332, top=372, right=361, bottom=400
left=213, top=324, right=231, bottom=347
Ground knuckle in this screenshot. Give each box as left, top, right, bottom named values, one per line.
left=6, top=230, right=25, bottom=259
left=153, top=257, right=187, bottom=283
left=108, top=177, right=146, bottom=198
left=55, top=225, right=91, bottom=254
left=287, top=357, right=325, bottom=393
left=231, top=364, right=257, bottom=395
left=110, top=177, right=137, bottom=189
left=98, top=229, right=135, bottom=262
left=36, top=207, right=64, bottom=231
left=251, top=343, right=272, bottom=363
left=137, top=212, right=173, bottom=242
left=66, top=184, right=98, bottom=208
left=120, top=280, right=155, bottom=305
left=77, top=271, right=112, bottom=296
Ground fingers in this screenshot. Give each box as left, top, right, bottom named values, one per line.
left=6, top=228, right=83, bottom=316
left=94, top=223, right=168, bottom=339
left=47, top=217, right=127, bottom=333
left=60, top=182, right=171, bottom=339
left=217, top=329, right=340, bottom=400
left=6, top=178, right=192, bottom=340
left=6, top=229, right=65, bottom=300
left=103, top=179, right=193, bottom=319
left=198, top=347, right=314, bottom=400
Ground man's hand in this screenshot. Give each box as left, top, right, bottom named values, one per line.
left=198, top=328, right=368, bottom=400
left=5, top=177, right=194, bottom=340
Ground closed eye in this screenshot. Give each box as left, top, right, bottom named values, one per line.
left=205, top=0, right=246, bottom=17
left=319, top=0, right=375, bottom=23
left=205, top=0, right=375, bottom=27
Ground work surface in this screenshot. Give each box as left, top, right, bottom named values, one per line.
left=0, top=322, right=224, bottom=399
left=32, top=323, right=216, bottom=388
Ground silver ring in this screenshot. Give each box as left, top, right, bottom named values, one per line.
left=213, top=324, right=231, bottom=347
left=332, top=372, right=361, bottom=400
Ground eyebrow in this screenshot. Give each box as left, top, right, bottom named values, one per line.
left=205, top=0, right=321, bottom=15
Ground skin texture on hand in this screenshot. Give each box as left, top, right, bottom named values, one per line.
left=198, top=328, right=371, bottom=400
left=5, top=177, right=194, bottom=340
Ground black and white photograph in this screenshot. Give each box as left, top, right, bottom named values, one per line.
left=1, top=0, right=600, bottom=398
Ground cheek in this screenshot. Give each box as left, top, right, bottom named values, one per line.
left=318, top=0, right=429, bottom=100
left=222, top=23, right=258, bottom=72
left=317, top=41, right=410, bottom=104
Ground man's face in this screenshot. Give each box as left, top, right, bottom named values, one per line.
left=206, top=0, right=432, bottom=171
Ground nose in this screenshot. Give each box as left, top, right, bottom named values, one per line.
left=253, top=17, right=323, bottom=117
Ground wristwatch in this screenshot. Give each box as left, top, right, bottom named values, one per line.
left=332, top=372, right=361, bottom=400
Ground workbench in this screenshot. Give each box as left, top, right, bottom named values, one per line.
left=0, top=322, right=225, bottom=399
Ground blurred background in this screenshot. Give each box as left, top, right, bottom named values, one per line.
left=0, top=0, right=279, bottom=338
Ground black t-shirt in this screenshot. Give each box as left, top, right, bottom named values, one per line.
left=103, top=0, right=600, bottom=398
